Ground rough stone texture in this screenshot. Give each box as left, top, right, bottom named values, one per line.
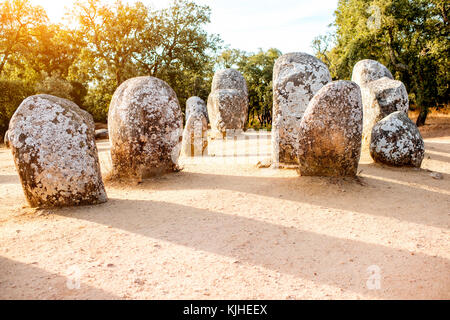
left=272, top=52, right=332, bottom=165
left=370, top=111, right=424, bottom=168
left=361, top=77, right=409, bottom=148
left=181, top=112, right=208, bottom=157
left=207, top=69, right=248, bottom=137
left=8, top=94, right=107, bottom=207
left=351, top=59, right=393, bottom=86
left=185, top=96, right=208, bottom=122
left=108, top=76, right=183, bottom=180
left=4, top=130, right=10, bottom=148
left=297, top=81, right=363, bottom=176
left=95, top=129, right=109, bottom=140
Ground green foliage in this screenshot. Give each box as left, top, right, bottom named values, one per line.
left=313, top=0, right=449, bottom=125
left=0, top=0, right=48, bottom=76
left=69, top=0, right=221, bottom=120
left=0, top=79, right=34, bottom=137
left=34, top=72, right=73, bottom=100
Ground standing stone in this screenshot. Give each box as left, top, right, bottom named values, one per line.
left=351, top=59, right=393, bottom=86
left=207, top=69, right=248, bottom=137
left=370, top=111, right=424, bottom=167
left=272, top=52, right=331, bottom=165
left=8, top=94, right=107, bottom=207
left=360, top=77, right=409, bottom=147
left=297, top=81, right=363, bottom=176
left=3, top=130, right=10, bottom=148
left=181, top=113, right=208, bottom=157
left=185, top=96, right=208, bottom=122
left=108, top=76, right=183, bottom=180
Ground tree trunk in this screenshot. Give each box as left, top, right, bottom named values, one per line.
left=416, top=106, right=428, bottom=127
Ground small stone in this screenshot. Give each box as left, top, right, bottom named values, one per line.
left=370, top=111, right=425, bottom=167
left=94, top=129, right=108, bottom=140
left=430, top=172, right=444, bottom=180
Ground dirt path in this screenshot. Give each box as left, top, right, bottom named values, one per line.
left=0, top=129, right=449, bottom=299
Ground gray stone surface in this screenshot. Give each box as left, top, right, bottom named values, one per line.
left=181, top=113, right=208, bottom=157
left=272, top=52, right=331, bottom=165
left=361, top=77, right=409, bottom=148
left=185, top=96, right=208, bottom=122
left=207, top=69, right=248, bottom=137
left=297, top=81, right=363, bottom=176
left=370, top=111, right=424, bottom=167
left=108, top=76, right=183, bottom=180
left=351, top=59, right=393, bottom=86
left=8, top=94, right=107, bottom=207
left=3, top=130, right=10, bottom=148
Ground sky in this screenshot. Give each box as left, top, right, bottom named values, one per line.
left=30, top=0, right=338, bottom=54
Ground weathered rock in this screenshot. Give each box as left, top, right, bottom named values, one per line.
left=207, top=69, right=248, bottom=137
left=361, top=77, right=409, bottom=147
left=351, top=59, right=393, bottom=86
left=3, top=130, right=10, bottom=148
left=370, top=111, right=424, bottom=167
left=272, top=52, right=332, bottom=165
left=181, top=112, right=208, bottom=157
left=108, top=76, right=183, bottom=180
left=297, top=81, right=363, bottom=176
left=8, top=94, right=107, bottom=207
left=95, top=129, right=109, bottom=140
left=185, top=96, right=208, bottom=122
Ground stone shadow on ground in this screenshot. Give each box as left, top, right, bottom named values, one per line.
left=54, top=198, right=450, bottom=299
left=125, top=167, right=449, bottom=229
left=0, top=256, right=118, bottom=299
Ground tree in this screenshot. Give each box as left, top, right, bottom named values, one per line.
left=0, top=0, right=48, bottom=76
left=69, top=0, right=221, bottom=121
left=313, top=0, right=449, bottom=125
left=237, top=48, right=281, bottom=128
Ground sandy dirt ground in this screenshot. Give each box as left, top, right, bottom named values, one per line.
left=0, top=116, right=449, bottom=300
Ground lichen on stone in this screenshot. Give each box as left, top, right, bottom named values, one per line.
left=272, top=52, right=332, bottom=165
left=370, top=111, right=424, bottom=167
left=108, top=76, right=183, bottom=180
left=297, top=81, right=363, bottom=177
left=207, top=69, right=248, bottom=138
left=8, top=94, right=107, bottom=207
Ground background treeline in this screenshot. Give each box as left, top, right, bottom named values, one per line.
left=0, top=0, right=280, bottom=137
left=0, top=0, right=448, bottom=138
left=313, top=0, right=449, bottom=126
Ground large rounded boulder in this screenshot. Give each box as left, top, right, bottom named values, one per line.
left=8, top=94, right=107, bottom=207
left=272, top=52, right=331, bottom=165
left=351, top=59, right=393, bottom=86
left=297, top=81, right=363, bottom=176
left=370, top=111, right=424, bottom=167
left=108, top=76, right=183, bottom=180
left=185, top=96, right=208, bottom=122
left=207, top=69, right=248, bottom=137
left=181, top=112, right=208, bottom=157
left=361, top=77, right=409, bottom=147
